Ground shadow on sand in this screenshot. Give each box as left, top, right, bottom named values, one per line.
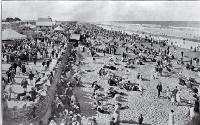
left=74, top=87, right=97, bottom=118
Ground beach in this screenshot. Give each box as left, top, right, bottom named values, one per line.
left=73, top=38, right=200, bottom=125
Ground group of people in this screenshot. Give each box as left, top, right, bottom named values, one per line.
left=2, top=27, right=69, bottom=123
left=76, top=23, right=200, bottom=124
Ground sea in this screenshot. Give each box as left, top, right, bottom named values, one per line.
left=97, top=21, right=200, bottom=50
left=110, top=21, right=200, bottom=28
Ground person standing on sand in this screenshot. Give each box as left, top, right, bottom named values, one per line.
left=173, top=86, right=178, bottom=102
left=168, top=110, right=175, bottom=125
left=166, top=86, right=171, bottom=100
left=181, top=51, right=184, bottom=58
left=156, top=82, right=162, bottom=97
left=138, top=114, right=143, bottom=125
left=176, top=91, right=181, bottom=105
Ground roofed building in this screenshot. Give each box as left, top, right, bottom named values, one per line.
left=36, top=17, right=54, bottom=31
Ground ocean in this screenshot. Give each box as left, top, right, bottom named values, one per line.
left=110, top=21, right=200, bottom=28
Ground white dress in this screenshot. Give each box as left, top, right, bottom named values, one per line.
left=168, top=112, right=175, bottom=125
left=16, top=66, right=21, bottom=74
left=176, top=93, right=181, bottom=103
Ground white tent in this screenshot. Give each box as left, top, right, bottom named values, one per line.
left=2, top=29, right=27, bottom=40
left=24, top=24, right=36, bottom=29
left=54, top=26, right=64, bottom=31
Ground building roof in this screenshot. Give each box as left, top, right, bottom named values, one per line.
left=36, top=17, right=53, bottom=26
left=38, top=17, right=52, bottom=22
left=2, top=29, right=26, bottom=40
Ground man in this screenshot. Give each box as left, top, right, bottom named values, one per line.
left=156, top=82, right=162, bottom=97
left=29, top=71, right=34, bottom=85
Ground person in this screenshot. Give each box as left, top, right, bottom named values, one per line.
left=112, top=110, right=120, bottom=125
left=110, top=118, right=115, bottom=125
left=156, top=82, right=162, bottom=97
left=168, top=110, right=175, bottom=125
left=10, top=68, right=16, bottom=84
left=6, top=70, right=11, bottom=83
left=21, top=78, right=29, bottom=91
left=103, top=49, right=106, bottom=56
left=39, top=120, right=43, bottom=125
left=181, top=51, right=184, bottom=58
left=29, top=87, right=37, bottom=101
left=176, top=91, right=181, bottom=105
left=16, top=66, right=21, bottom=75
left=138, top=114, right=143, bottom=125
left=138, top=84, right=143, bottom=95
left=194, top=98, right=199, bottom=112
left=49, top=119, right=57, bottom=125
left=21, top=64, right=26, bottom=74
left=29, top=71, right=34, bottom=85
left=188, top=104, right=200, bottom=120
left=33, top=54, right=37, bottom=65
left=173, top=86, right=178, bottom=102
left=166, top=86, right=171, bottom=100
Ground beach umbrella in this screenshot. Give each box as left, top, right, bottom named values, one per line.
left=2, top=29, right=27, bottom=41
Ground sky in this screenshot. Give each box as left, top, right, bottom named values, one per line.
left=2, top=1, right=200, bottom=21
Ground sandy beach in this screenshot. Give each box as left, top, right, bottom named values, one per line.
left=72, top=36, right=200, bottom=125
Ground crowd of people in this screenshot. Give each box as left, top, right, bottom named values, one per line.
left=2, top=26, right=69, bottom=123
left=2, top=21, right=200, bottom=125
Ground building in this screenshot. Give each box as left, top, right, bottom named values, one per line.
left=36, top=17, right=54, bottom=31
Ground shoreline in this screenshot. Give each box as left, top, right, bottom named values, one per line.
left=95, top=23, right=200, bottom=51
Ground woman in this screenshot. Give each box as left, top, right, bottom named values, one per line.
left=166, top=86, right=171, bottom=100
left=176, top=92, right=181, bottom=104
left=168, top=110, right=175, bottom=125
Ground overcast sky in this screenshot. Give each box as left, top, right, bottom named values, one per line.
left=2, top=1, right=200, bottom=21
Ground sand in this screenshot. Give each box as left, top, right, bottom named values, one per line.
left=73, top=40, right=200, bottom=125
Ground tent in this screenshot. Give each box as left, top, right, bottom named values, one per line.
left=24, top=24, right=36, bottom=29
left=54, top=26, right=64, bottom=31
left=2, top=29, right=27, bottom=41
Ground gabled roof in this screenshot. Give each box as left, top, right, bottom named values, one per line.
left=2, top=29, right=26, bottom=40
